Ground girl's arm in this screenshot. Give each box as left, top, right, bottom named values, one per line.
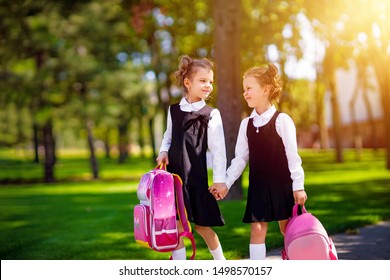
left=207, top=109, right=227, bottom=183
left=276, top=113, right=305, bottom=191
left=225, top=118, right=250, bottom=189
left=156, top=107, right=172, bottom=165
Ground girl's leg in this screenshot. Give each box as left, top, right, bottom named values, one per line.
left=249, top=222, right=268, bottom=260
left=278, top=219, right=289, bottom=236
left=194, top=225, right=226, bottom=260
left=171, top=221, right=186, bottom=260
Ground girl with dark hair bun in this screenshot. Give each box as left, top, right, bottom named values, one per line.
left=210, top=63, right=307, bottom=260
left=157, top=55, right=227, bottom=260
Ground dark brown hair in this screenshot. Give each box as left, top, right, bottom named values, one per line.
left=175, top=55, right=214, bottom=93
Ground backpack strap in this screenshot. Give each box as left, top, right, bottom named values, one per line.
left=281, top=249, right=288, bottom=260
left=172, top=174, right=196, bottom=260
left=328, top=238, right=338, bottom=260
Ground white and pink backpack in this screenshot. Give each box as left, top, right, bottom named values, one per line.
left=133, top=164, right=196, bottom=259
left=282, top=204, right=338, bottom=260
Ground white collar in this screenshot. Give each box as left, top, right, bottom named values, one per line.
left=250, top=105, right=277, bottom=120
left=179, top=97, right=206, bottom=111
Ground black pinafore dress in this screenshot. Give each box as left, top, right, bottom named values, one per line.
left=243, top=111, right=294, bottom=223
left=167, top=103, right=224, bottom=227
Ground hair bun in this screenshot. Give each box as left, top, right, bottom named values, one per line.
left=267, top=63, right=278, bottom=79
left=175, top=55, right=193, bottom=85
left=179, top=55, right=192, bottom=69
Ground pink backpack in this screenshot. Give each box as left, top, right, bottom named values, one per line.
left=282, top=204, right=338, bottom=260
left=133, top=164, right=196, bottom=259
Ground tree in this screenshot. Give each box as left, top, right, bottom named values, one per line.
left=303, top=0, right=354, bottom=163
left=305, top=0, right=390, bottom=168
left=356, top=0, right=390, bottom=168
left=0, top=0, right=73, bottom=182
left=213, top=0, right=243, bottom=199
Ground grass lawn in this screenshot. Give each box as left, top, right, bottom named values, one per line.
left=0, top=148, right=390, bottom=260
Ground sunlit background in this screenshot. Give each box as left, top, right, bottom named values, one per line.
left=1, top=0, right=390, bottom=180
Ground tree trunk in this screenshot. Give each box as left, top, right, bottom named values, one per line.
left=149, top=117, right=157, bottom=162
left=361, top=69, right=377, bottom=150
left=323, top=47, right=343, bottom=162
left=104, top=129, right=111, bottom=159
left=138, top=114, right=145, bottom=158
left=86, top=120, right=99, bottom=179
left=33, top=123, right=40, bottom=163
left=213, top=0, right=243, bottom=200
left=328, top=74, right=344, bottom=163
left=349, top=67, right=362, bottom=160
left=371, top=51, right=390, bottom=169
left=118, top=122, right=129, bottom=163
left=43, top=120, right=55, bottom=183
left=315, top=76, right=330, bottom=150
left=380, top=85, right=390, bottom=169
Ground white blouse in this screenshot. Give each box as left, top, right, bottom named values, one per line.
left=159, top=98, right=227, bottom=183
left=226, top=105, right=305, bottom=191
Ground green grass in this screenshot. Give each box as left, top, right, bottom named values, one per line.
left=1, top=148, right=390, bottom=260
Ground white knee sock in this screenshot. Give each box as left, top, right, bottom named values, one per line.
left=171, top=247, right=186, bottom=260
left=250, top=243, right=266, bottom=260
left=210, top=244, right=226, bottom=260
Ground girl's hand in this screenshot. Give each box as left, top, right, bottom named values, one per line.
left=293, top=190, right=307, bottom=206
left=156, top=151, right=169, bottom=165
left=209, top=183, right=228, bottom=200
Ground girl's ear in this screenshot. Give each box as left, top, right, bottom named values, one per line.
left=264, top=84, right=271, bottom=95
left=184, top=78, right=191, bottom=90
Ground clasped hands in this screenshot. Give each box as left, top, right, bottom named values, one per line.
left=209, top=183, right=229, bottom=200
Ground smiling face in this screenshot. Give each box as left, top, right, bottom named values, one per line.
left=184, top=68, right=214, bottom=103
left=242, top=76, right=269, bottom=110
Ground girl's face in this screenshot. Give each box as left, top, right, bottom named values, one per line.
left=243, top=76, right=269, bottom=109
left=184, top=68, right=214, bottom=103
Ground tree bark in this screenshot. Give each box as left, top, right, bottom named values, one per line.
left=349, top=66, right=362, bottom=160
left=86, top=120, right=99, bottom=179
left=371, top=50, right=390, bottom=169
left=137, top=114, right=145, bottom=158
left=361, top=68, right=377, bottom=150
left=149, top=117, right=157, bottom=162
left=315, top=73, right=330, bottom=150
left=323, top=46, right=343, bottom=162
left=104, top=129, right=111, bottom=159
left=43, top=120, right=55, bottom=183
left=118, top=122, right=129, bottom=163
left=33, top=123, right=40, bottom=163
left=328, top=74, right=344, bottom=163
left=213, top=0, right=243, bottom=200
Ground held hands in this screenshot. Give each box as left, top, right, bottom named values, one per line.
left=157, top=152, right=229, bottom=201
left=209, top=183, right=229, bottom=200
left=293, top=190, right=308, bottom=206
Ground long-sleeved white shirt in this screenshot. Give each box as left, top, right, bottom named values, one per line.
left=159, top=98, right=227, bottom=183
left=226, top=105, right=305, bottom=191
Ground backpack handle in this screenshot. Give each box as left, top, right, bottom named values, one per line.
left=292, top=203, right=307, bottom=217
left=155, top=163, right=167, bottom=170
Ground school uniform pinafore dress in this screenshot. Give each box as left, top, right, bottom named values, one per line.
left=243, top=111, right=295, bottom=223
left=167, top=103, right=225, bottom=227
